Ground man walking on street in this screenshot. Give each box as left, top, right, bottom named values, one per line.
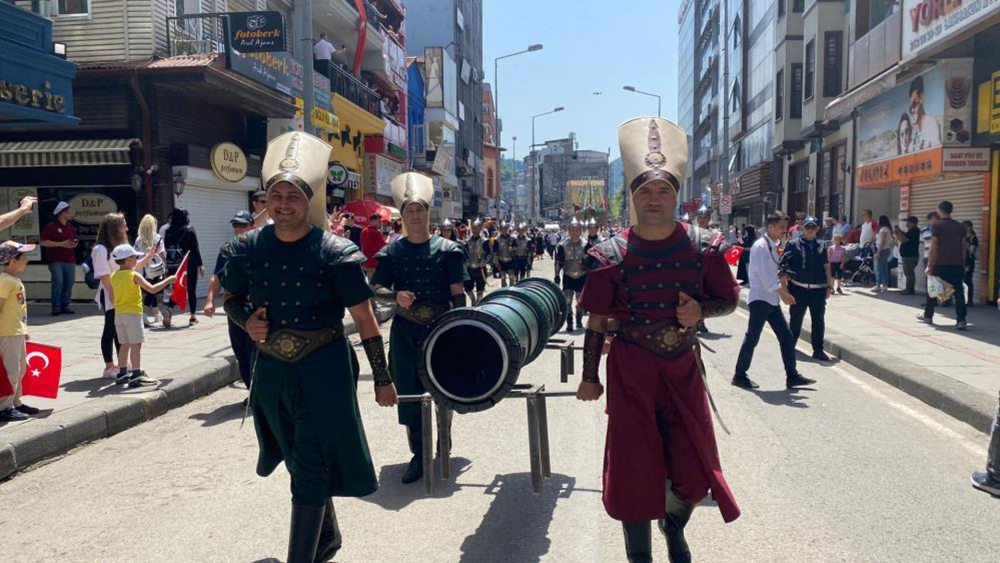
left=577, top=117, right=741, bottom=563
left=896, top=216, right=921, bottom=295
left=732, top=211, right=816, bottom=390
left=462, top=218, right=490, bottom=305
left=360, top=213, right=386, bottom=280
left=554, top=218, right=588, bottom=332
left=40, top=201, right=78, bottom=316
left=782, top=216, right=832, bottom=362
left=371, top=172, right=468, bottom=485
left=492, top=222, right=517, bottom=287
left=918, top=201, right=968, bottom=330
left=218, top=132, right=398, bottom=563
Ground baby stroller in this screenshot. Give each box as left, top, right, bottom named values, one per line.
left=843, top=242, right=876, bottom=287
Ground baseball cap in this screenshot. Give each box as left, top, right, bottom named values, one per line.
left=803, top=216, right=820, bottom=228
left=231, top=210, right=253, bottom=225
left=53, top=201, right=70, bottom=216
left=111, top=244, right=142, bottom=261
left=0, top=241, right=36, bottom=265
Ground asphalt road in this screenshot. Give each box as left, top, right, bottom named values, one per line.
left=1, top=309, right=998, bottom=563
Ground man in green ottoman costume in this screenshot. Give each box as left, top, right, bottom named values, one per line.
left=219, top=132, right=398, bottom=563
left=371, top=171, right=469, bottom=484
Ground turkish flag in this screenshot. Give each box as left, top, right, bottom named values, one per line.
left=0, top=342, right=63, bottom=399
left=725, top=245, right=745, bottom=267
left=172, top=252, right=190, bottom=312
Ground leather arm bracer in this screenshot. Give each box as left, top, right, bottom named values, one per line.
left=223, top=292, right=253, bottom=332
left=582, top=328, right=606, bottom=384
left=361, top=335, right=393, bottom=386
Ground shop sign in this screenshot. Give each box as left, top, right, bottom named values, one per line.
left=311, top=107, right=337, bottom=132
left=0, top=78, right=70, bottom=115
left=313, top=72, right=331, bottom=112
left=4, top=188, right=41, bottom=260
left=227, top=11, right=286, bottom=53
left=902, top=0, right=1000, bottom=60
left=388, top=143, right=407, bottom=161
left=432, top=142, right=454, bottom=176
left=900, top=184, right=911, bottom=212
left=327, top=162, right=360, bottom=192
left=366, top=154, right=403, bottom=197
left=858, top=61, right=973, bottom=167
left=941, top=147, right=991, bottom=171
left=857, top=147, right=942, bottom=187
left=67, top=192, right=118, bottom=225
left=228, top=49, right=304, bottom=99
left=210, top=142, right=248, bottom=182
left=991, top=70, right=1000, bottom=134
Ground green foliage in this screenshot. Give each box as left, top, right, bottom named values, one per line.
left=610, top=189, right=624, bottom=219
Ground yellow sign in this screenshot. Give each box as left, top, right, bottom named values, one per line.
left=210, top=142, right=248, bottom=182
left=311, top=107, right=338, bottom=131
left=991, top=70, right=1000, bottom=135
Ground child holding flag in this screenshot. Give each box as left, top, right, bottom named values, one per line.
left=110, top=244, right=175, bottom=387
left=0, top=242, right=37, bottom=422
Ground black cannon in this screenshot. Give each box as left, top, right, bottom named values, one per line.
left=417, top=277, right=568, bottom=413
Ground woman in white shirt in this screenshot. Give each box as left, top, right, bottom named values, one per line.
left=134, top=215, right=167, bottom=326
left=874, top=215, right=894, bottom=293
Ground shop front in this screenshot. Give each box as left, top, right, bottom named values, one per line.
left=729, top=160, right=775, bottom=228
left=327, top=94, right=385, bottom=203
left=855, top=60, right=989, bottom=299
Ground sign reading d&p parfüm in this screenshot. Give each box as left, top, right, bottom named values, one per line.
left=211, top=143, right=248, bottom=182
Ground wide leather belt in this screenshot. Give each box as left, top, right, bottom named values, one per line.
left=790, top=280, right=828, bottom=289
left=618, top=320, right=699, bottom=360
left=257, top=324, right=344, bottom=363
left=396, top=301, right=450, bottom=325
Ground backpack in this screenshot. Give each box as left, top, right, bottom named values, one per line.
left=164, top=228, right=187, bottom=270
left=82, top=254, right=100, bottom=290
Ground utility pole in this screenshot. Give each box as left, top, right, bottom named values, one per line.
left=721, top=0, right=731, bottom=220
left=296, top=0, right=315, bottom=131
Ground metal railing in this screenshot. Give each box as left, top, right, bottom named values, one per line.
left=167, top=14, right=228, bottom=57
left=328, top=62, right=382, bottom=117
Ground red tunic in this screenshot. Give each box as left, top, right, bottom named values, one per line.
left=360, top=226, right=386, bottom=269
left=579, top=224, right=741, bottom=523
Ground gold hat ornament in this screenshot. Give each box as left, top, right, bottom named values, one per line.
left=262, top=132, right=332, bottom=231
left=618, top=117, right=689, bottom=225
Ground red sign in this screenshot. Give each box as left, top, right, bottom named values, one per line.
left=900, top=184, right=910, bottom=213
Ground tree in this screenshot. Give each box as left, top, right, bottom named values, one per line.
left=610, top=189, right=624, bottom=220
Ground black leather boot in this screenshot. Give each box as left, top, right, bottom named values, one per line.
left=566, top=313, right=574, bottom=332
left=657, top=501, right=695, bottom=563
left=313, top=499, right=342, bottom=562
left=286, top=504, right=325, bottom=563
left=575, top=310, right=584, bottom=329
left=401, top=424, right=424, bottom=484
left=622, top=521, right=653, bottom=563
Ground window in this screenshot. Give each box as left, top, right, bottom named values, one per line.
left=804, top=40, right=815, bottom=100
left=778, top=0, right=785, bottom=19
left=823, top=31, right=843, bottom=98
left=732, top=17, right=741, bottom=49
left=731, top=80, right=741, bottom=113
left=793, top=0, right=804, bottom=12
left=57, top=0, right=88, bottom=16
left=775, top=69, right=784, bottom=120
left=791, top=63, right=803, bottom=118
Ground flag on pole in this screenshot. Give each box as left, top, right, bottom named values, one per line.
left=0, top=342, right=63, bottom=399
left=172, top=252, right=191, bottom=311
left=724, top=245, right=745, bottom=267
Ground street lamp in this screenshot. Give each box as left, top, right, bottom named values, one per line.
left=495, top=44, right=543, bottom=156
left=623, top=85, right=662, bottom=117
left=531, top=106, right=565, bottom=222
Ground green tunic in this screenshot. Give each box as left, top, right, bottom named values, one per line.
left=218, top=225, right=378, bottom=501
left=371, top=235, right=468, bottom=426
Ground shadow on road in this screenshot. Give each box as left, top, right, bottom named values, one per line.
left=249, top=559, right=280, bottom=563
left=60, top=377, right=175, bottom=398
left=748, top=387, right=814, bottom=408
left=458, top=472, right=577, bottom=563
left=360, top=456, right=473, bottom=511
left=698, top=332, right=733, bottom=341
left=189, top=399, right=247, bottom=427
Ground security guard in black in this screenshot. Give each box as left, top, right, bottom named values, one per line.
left=780, top=216, right=833, bottom=361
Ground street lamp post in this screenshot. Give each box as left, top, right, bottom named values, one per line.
left=512, top=135, right=517, bottom=216
left=623, top=85, right=662, bottom=117
left=494, top=44, right=543, bottom=157
left=531, top=106, right=564, bottom=223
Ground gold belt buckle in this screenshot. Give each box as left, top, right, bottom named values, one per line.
left=412, top=304, right=436, bottom=323
left=273, top=331, right=307, bottom=361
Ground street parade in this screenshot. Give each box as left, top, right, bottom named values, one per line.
left=3, top=0, right=1000, bottom=561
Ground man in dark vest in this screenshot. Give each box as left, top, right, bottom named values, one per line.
left=492, top=222, right=517, bottom=287
left=463, top=218, right=491, bottom=305
left=577, top=117, right=741, bottom=563
left=218, top=132, right=398, bottom=563
left=781, top=215, right=832, bottom=361
left=371, top=172, right=469, bottom=484
left=554, top=217, right=588, bottom=332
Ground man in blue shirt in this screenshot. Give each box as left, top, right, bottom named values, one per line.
left=781, top=216, right=832, bottom=362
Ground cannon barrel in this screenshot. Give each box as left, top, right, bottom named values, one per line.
left=417, top=278, right=568, bottom=413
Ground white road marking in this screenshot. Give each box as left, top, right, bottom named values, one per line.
left=732, top=308, right=987, bottom=457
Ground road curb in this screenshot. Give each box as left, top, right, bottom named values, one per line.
left=736, top=294, right=995, bottom=433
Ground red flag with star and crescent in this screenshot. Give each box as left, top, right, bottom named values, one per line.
left=0, top=342, right=63, bottom=399
left=171, top=252, right=190, bottom=312
left=725, top=245, right=745, bottom=266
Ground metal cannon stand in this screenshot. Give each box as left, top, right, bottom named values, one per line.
left=398, top=338, right=582, bottom=496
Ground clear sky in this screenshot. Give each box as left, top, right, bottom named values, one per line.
left=483, top=0, right=681, bottom=162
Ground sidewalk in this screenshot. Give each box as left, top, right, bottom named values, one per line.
left=737, top=285, right=1000, bottom=433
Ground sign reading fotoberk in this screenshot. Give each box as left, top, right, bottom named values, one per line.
left=903, top=0, right=1000, bottom=60
left=228, top=11, right=286, bottom=53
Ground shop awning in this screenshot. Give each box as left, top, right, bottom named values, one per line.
left=0, top=138, right=140, bottom=168
left=824, top=65, right=899, bottom=122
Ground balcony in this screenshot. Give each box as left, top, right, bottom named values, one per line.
left=313, top=0, right=386, bottom=70
left=328, top=62, right=383, bottom=118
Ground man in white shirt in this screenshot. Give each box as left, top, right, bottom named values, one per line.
left=312, top=33, right=342, bottom=78
left=859, top=209, right=875, bottom=247
left=909, top=76, right=941, bottom=151
left=732, top=211, right=815, bottom=390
